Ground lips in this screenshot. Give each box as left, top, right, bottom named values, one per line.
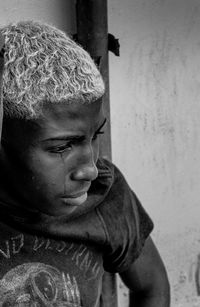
left=61, top=192, right=88, bottom=206
left=66, top=191, right=87, bottom=198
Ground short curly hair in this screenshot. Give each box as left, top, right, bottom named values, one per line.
left=1, top=20, right=105, bottom=118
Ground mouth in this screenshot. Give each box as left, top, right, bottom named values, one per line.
left=61, top=192, right=88, bottom=206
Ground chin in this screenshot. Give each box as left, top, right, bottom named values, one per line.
left=43, top=201, right=78, bottom=217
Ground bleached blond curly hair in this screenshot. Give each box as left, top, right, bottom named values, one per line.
left=1, top=20, right=105, bottom=118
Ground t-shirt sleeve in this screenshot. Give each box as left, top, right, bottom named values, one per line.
left=97, top=163, right=154, bottom=273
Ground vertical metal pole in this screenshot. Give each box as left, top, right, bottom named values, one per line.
left=76, top=2, right=117, bottom=306
left=76, top=0, right=111, bottom=160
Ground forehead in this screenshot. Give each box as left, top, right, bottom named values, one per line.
left=38, top=99, right=104, bottom=135
left=2, top=99, right=104, bottom=147
left=42, top=99, right=103, bottom=121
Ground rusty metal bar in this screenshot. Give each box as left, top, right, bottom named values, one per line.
left=76, top=2, right=117, bottom=306
left=76, top=0, right=112, bottom=160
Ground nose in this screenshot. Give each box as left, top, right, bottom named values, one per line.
left=71, top=145, right=98, bottom=182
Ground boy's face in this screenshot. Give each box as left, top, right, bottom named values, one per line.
left=2, top=99, right=106, bottom=216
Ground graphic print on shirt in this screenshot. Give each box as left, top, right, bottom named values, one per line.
left=0, top=232, right=104, bottom=307
left=0, top=234, right=101, bottom=281
left=0, top=262, right=82, bottom=306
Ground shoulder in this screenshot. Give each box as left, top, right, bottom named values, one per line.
left=96, top=158, right=154, bottom=272
left=97, top=158, right=141, bottom=215
left=97, top=157, right=131, bottom=193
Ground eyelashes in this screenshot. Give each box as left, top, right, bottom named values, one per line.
left=47, top=130, right=105, bottom=154
left=48, top=143, right=72, bottom=154
left=92, top=130, right=104, bottom=140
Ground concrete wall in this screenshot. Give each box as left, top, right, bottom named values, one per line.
left=108, top=0, right=200, bottom=306
left=0, top=1, right=200, bottom=306
left=0, top=0, right=76, bottom=33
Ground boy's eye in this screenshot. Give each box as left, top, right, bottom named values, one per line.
left=48, top=143, right=72, bottom=154
left=46, top=131, right=104, bottom=153
left=92, top=131, right=104, bottom=141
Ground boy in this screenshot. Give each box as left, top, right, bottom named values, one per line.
left=0, top=21, right=169, bottom=306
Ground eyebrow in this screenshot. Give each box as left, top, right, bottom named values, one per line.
left=95, top=118, right=107, bottom=134
left=43, top=118, right=107, bottom=142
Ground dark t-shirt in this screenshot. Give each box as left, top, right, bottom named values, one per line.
left=0, top=158, right=153, bottom=306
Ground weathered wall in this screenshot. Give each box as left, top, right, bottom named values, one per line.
left=108, top=0, right=200, bottom=306
left=0, top=0, right=200, bottom=306
left=0, top=0, right=76, bottom=33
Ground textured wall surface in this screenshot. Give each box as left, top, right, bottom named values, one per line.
left=0, top=1, right=200, bottom=306
left=0, top=0, right=76, bottom=33
left=108, top=0, right=200, bottom=306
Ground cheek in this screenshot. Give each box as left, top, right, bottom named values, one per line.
left=27, top=150, right=67, bottom=189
